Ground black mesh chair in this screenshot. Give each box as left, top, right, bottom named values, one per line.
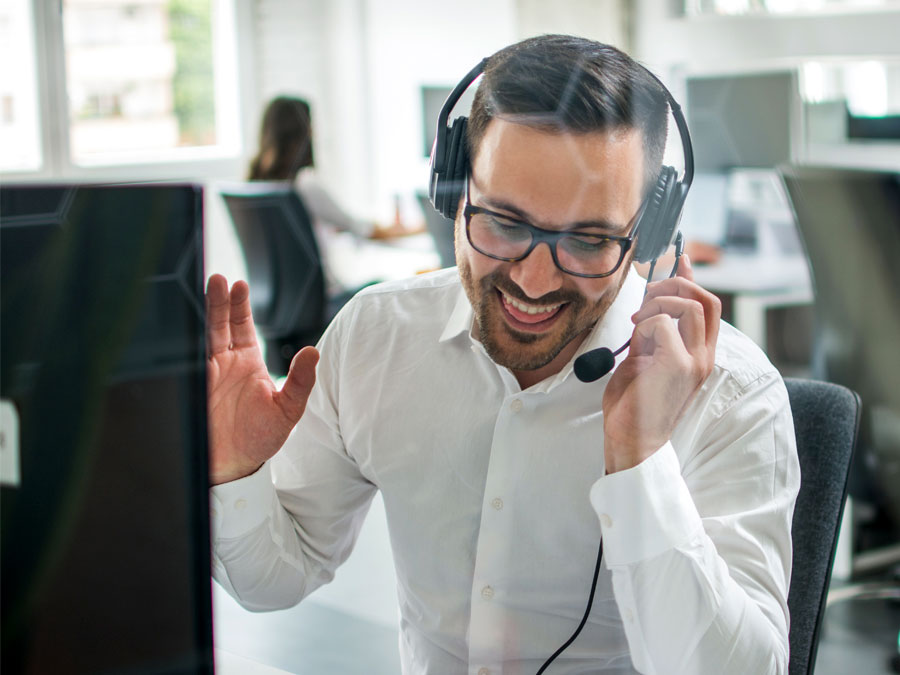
left=785, top=377, right=861, bottom=675
left=220, top=183, right=327, bottom=376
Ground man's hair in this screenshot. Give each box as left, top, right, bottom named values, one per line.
left=466, top=35, right=669, bottom=191
left=248, top=96, right=315, bottom=181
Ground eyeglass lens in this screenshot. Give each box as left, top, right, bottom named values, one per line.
left=467, top=211, right=625, bottom=276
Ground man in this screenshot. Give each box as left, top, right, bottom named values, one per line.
left=208, top=35, right=799, bottom=674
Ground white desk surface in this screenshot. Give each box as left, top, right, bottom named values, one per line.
left=323, top=231, right=442, bottom=291
left=215, top=648, right=294, bottom=674
left=691, top=252, right=813, bottom=298
left=691, top=252, right=814, bottom=352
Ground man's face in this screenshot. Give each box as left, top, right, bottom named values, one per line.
left=457, top=118, right=646, bottom=381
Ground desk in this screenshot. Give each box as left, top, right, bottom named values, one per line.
left=322, top=231, right=442, bottom=292
left=213, top=583, right=400, bottom=675
left=692, top=252, right=813, bottom=352
left=215, top=648, right=295, bottom=674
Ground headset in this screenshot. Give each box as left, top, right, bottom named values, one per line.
left=428, top=57, right=695, bottom=266
left=428, top=56, right=696, bottom=672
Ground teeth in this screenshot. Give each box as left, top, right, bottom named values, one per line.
left=501, top=291, right=561, bottom=315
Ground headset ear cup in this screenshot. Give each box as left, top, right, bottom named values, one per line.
left=633, top=166, right=680, bottom=264
left=434, top=118, right=468, bottom=220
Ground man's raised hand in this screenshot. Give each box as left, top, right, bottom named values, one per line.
left=205, top=274, right=319, bottom=485
left=601, top=255, right=721, bottom=473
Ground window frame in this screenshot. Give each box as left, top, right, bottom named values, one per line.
left=1, top=0, right=252, bottom=183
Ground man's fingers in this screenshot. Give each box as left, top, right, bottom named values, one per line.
left=206, top=274, right=232, bottom=356
left=228, top=280, right=258, bottom=349
left=676, top=252, right=694, bottom=282
left=276, top=346, right=320, bottom=421
left=643, top=275, right=721, bottom=351
left=629, top=313, right=686, bottom=360
left=632, top=296, right=706, bottom=355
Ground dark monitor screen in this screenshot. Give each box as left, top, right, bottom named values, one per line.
left=687, top=71, right=796, bottom=171
left=0, top=184, right=213, bottom=674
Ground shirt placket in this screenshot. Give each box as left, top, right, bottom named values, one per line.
left=467, top=387, right=528, bottom=675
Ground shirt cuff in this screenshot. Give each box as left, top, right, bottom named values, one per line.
left=209, top=461, right=276, bottom=539
left=589, top=442, right=703, bottom=567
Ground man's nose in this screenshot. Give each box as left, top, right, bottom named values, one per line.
left=508, top=242, right=564, bottom=299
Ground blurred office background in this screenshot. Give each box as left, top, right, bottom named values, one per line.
left=2, top=0, right=899, bottom=673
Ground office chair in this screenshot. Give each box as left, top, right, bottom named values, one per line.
left=415, top=191, right=456, bottom=268
left=220, top=183, right=327, bottom=376
left=784, top=377, right=861, bottom=675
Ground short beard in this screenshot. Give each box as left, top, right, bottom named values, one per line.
left=458, top=259, right=623, bottom=372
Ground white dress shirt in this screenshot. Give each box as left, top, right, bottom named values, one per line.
left=211, top=266, right=800, bottom=675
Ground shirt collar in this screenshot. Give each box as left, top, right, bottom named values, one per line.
left=438, top=267, right=647, bottom=389
left=439, top=282, right=475, bottom=343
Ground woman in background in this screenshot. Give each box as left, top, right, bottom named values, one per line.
left=248, top=96, right=407, bottom=239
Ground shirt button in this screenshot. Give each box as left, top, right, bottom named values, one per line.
left=599, top=513, right=612, bottom=528
left=234, top=498, right=247, bottom=511
left=491, top=497, right=504, bottom=510
left=510, top=398, right=523, bottom=413
left=478, top=668, right=491, bottom=675
left=481, top=585, right=494, bottom=600
left=624, top=607, right=635, bottom=623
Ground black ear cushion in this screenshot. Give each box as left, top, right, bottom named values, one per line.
left=634, top=166, right=679, bottom=263
left=434, top=118, right=468, bottom=220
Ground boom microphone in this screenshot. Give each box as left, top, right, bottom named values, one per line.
left=573, top=340, right=630, bottom=383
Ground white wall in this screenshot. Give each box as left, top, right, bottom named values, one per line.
left=362, top=0, right=518, bottom=220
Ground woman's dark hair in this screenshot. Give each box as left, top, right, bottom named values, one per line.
left=248, top=96, right=315, bottom=181
left=466, top=35, right=669, bottom=190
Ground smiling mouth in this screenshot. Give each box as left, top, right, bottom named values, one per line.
left=498, top=289, right=566, bottom=329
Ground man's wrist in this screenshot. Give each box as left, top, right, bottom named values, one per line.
left=603, top=435, right=667, bottom=474
left=210, top=460, right=265, bottom=486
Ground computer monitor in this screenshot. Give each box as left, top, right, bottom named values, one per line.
left=0, top=183, right=213, bottom=673
left=687, top=71, right=798, bottom=171
left=780, top=165, right=900, bottom=552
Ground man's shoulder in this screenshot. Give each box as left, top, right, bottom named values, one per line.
left=335, top=268, right=463, bottom=334
left=355, top=267, right=461, bottom=299
left=706, top=320, right=786, bottom=413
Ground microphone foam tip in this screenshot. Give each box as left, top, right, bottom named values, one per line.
left=574, top=348, right=615, bottom=383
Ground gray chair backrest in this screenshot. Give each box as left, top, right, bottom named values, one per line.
left=784, top=377, right=861, bottom=675
left=415, top=191, right=456, bottom=268
left=220, top=183, right=326, bottom=341
left=220, top=183, right=327, bottom=375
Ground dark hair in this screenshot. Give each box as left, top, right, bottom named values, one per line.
left=248, top=96, right=315, bottom=181
left=466, top=35, right=669, bottom=190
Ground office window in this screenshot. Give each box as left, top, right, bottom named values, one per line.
left=0, top=0, right=41, bottom=172
left=1, top=0, right=240, bottom=178
left=63, top=0, right=229, bottom=166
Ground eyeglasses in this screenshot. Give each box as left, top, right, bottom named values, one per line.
left=462, top=180, right=637, bottom=278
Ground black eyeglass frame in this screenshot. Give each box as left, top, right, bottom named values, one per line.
left=462, top=180, right=639, bottom=279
